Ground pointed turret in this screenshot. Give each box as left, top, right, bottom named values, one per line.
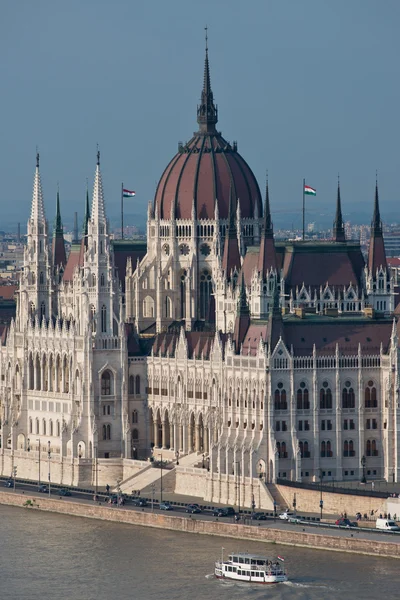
left=221, top=185, right=241, bottom=278
left=233, top=272, right=251, bottom=352
left=30, top=151, right=46, bottom=223
left=52, top=186, right=66, bottom=269
left=368, top=177, right=387, bottom=272
left=82, top=183, right=90, bottom=237
left=91, top=150, right=107, bottom=227
left=333, top=176, right=346, bottom=242
left=197, top=28, right=218, bottom=134
left=257, top=174, right=277, bottom=276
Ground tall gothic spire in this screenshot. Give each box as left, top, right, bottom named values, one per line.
left=52, top=185, right=66, bottom=269
left=333, top=175, right=345, bottom=242
left=221, top=184, right=241, bottom=277
left=257, top=173, right=277, bottom=276
left=368, top=175, right=387, bottom=272
left=82, top=181, right=90, bottom=236
left=91, top=149, right=106, bottom=225
left=371, top=175, right=382, bottom=235
left=30, top=151, right=46, bottom=223
left=197, top=27, right=218, bottom=133
left=233, top=272, right=251, bottom=352
left=54, top=185, right=63, bottom=234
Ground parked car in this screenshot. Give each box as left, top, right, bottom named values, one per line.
left=58, top=488, right=72, bottom=497
left=213, top=507, right=236, bottom=517
left=185, top=504, right=201, bottom=514
left=132, top=497, right=148, bottom=507
left=279, top=511, right=295, bottom=520
left=38, top=485, right=48, bottom=493
left=335, top=518, right=358, bottom=527
left=4, top=480, right=13, bottom=488
left=159, top=501, right=173, bottom=510
left=251, top=512, right=267, bottom=520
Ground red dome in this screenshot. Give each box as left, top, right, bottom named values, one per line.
left=154, top=44, right=262, bottom=221
left=155, top=133, right=262, bottom=221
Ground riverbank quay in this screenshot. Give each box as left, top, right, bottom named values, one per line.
left=1, top=490, right=400, bottom=559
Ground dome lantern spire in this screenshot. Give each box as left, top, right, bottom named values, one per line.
left=197, top=27, right=218, bottom=133
left=333, top=174, right=346, bottom=242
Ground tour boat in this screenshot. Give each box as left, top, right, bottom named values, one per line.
left=215, top=551, right=287, bottom=584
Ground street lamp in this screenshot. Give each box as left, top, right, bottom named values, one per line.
left=202, top=453, right=205, bottom=469
left=47, top=441, right=51, bottom=496
left=319, top=470, right=324, bottom=522
left=36, top=438, right=41, bottom=487
left=27, top=438, right=30, bottom=452
left=78, top=444, right=82, bottom=459
left=94, top=446, right=98, bottom=498
left=132, top=446, right=137, bottom=460
left=175, top=450, right=179, bottom=465
left=160, top=452, right=163, bottom=503
left=206, top=456, right=210, bottom=472
left=233, top=461, right=240, bottom=518
left=293, top=493, right=297, bottom=513
left=273, top=500, right=277, bottom=521
left=361, top=455, right=367, bottom=484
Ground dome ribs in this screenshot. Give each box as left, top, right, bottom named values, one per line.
left=192, top=135, right=207, bottom=219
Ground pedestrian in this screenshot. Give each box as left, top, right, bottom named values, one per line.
left=344, top=512, right=347, bottom=519
left=388, top=512, right=391, bottom=520
left=371, top=482, right=374, bottom=490
left=106, top=484, right=110, bottom=494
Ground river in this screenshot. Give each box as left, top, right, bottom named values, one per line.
left=1, top=505, right=398, bottom=599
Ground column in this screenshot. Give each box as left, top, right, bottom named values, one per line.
left=162, top=420, right=166, bottom=449
left=204, top=426, right=209, bottom=454
left=153, top=420, right=158, bottom=448
left=195, top=423, right=201, bottom=452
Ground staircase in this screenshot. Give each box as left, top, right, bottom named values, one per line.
left=267, top=483, right=290, bottom=512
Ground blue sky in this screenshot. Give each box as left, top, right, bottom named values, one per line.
left=1, top=0, right=399, bottom=231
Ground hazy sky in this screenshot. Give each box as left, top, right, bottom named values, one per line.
left=1, top=0, right=399, bottom=231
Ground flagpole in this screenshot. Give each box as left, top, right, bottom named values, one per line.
left=121, top=183, right=124, bottom=240
left=302, top=178, right=305, bottom=240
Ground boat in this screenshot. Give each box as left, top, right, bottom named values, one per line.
left=214, top=551, right=288, bottom=584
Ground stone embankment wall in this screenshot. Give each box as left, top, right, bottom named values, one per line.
left=1, top=491, right=399, bottom=559
left=276, top=484, right=388, bottom=517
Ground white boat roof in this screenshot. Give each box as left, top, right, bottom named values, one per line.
left=229, top=552, right=275, bottom=560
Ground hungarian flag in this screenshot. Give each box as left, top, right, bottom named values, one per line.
left=277, top=555, right=285, bottom=562
left=304, top=184, right=316, bottom=196
left=123, top=189, right=136, bottom=198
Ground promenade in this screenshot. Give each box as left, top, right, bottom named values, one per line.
left=0, top=486, right=399, bottom=559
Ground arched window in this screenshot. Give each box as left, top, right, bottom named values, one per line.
left=36, top=418, right=39, bottom=434
left=365, top=380, right=377, bottom=408
left=100, top=273, right=105, bottom=286
left=321, top=441, right=326, bottom=457
left=102, top=424, right=107, bottom=440
left=342, top=381, right=355, bottom=409
left=367, top=439, right=378, bottom=456
left=143, top=296, right=155, bottom=318
left=101, top=371, right=112, bottom=395
left=297, top=382, right=309, bottom=409
left=90, top=305, right=96, bottom=333
left=164, top=296, right=172, bottom=318
left=135, top=375, right=140, bottom=395
left=101, top=305, right=107, bottom=333
left=49, top=420, right=53, bottom=436
left=320, top=382, right=332, bottom=409
left=29, top=418, right=33, bottom=434
left=28, top=353, right=34, bottom=390
left=106, top=424, right=111, bottom=440
left=40, top=302, right=46, bottom=319
left=56, top=421, right=60, bottom=437
left=132, top=410, right=138, bottom=424
left=326, top=440, right=332, bottom=457
left=199, top=269, right=212, bottom=319
left=132, top=428, right=139, bottom=441
left=180, top=270, right=186, bottom=319
left=129, top=375, right=134, bottom=395
left=42, top=419, right=46, bottom=435
left=274, top=383, right=287, bottom=410
left=39, top=271, right=44, bottom=284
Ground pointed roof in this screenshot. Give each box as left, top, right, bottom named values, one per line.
left=91, top=150, right=106, bottom=225
left=82, top=183, right=90, bottom=236
left=197, top=28, right=218, bottom=134
left=257, top=174, right=277, bottom=276
left=52, top=187, right=66, bottom=268
left=333, top=177, right=346, bottom=242
left=368, top=177, right=387, bottom=272
left=233, top=272, right=251, bottom=351
left=30, top=152, right=46, bottom=223
left=221, top=185, right=241, bottom=277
